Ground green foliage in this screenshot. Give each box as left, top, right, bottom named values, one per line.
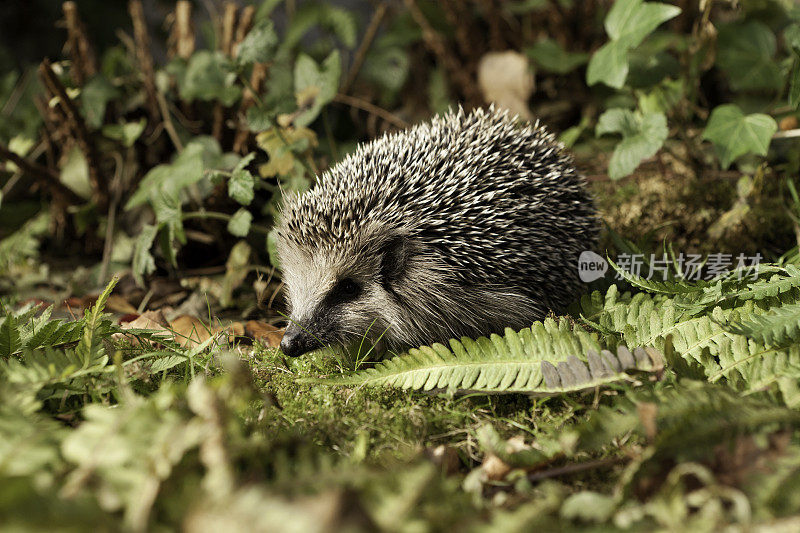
left=596, top=108, right=668, bottom=179
left=586, top=0, right=681, bottom=88
left=702, top=105, right=778, bottom=169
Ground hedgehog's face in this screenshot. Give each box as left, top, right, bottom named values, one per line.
left=277, top=232, right=410, bottom=358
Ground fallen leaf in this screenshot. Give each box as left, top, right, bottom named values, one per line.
left=245, top=320, right=284, bottom=347
left=482, top=454, right=512, bottom=481
left=170, top=315, right=212, bottom=348
left=106, top=294, right=138, bottom=314
left=477, top=51, right=534, bottom=120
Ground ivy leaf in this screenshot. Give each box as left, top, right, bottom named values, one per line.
left=716, top=21, right=783, bottom=92
left=596, top=109, right=667, bottom=180
left=102, top=119, right=146, bottom=147
left=236, top=19, right=278, bottom=65
left=293, top=51, right=341, bottom=127
left=604, top=0, right=681, bottom=46
left=526, top=38, right=588, bottom=74
left=132, top=224, right=158, bottom=287
left=702, top=104, right=777, bottom=169
left=587, top=0, right=680, bottom=88
left=80, top=75, right=119, bottom=129
left=227, top=208, right=252, bottom=237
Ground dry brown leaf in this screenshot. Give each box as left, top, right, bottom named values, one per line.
left=482, top=454, right=512, bottom=481
left=112, top=309, right=172, bottom=346
left=106, top=294, right=138, bottom=314
left=477, top=51, right=534, bottom=120
left=244, top=320, right=284, bottom=347
left=170, top=315, right=212, bottom=348
left=425, top=445, right=461, bottom=475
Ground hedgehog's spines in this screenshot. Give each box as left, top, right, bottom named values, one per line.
left=276, top=106, right=598, bottom=352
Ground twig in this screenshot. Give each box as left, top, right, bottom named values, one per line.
left=332, top=93, right=408, bottom=129
left=213, top=2, right=238, bottom=141
left=62, top=1, right=97, bottom=85
left=0, top=142, right=83, bottom=205
left=170, top=1, right=195, bottom=60
left=526, top=456, right=625, bottom=483
left=233, top=5, right=256, bottom=55
left=99, top=151, right=125, bottom=284
left=773, top=129, right=800, bottom=139
left=233, top=64, right=268, bottom=153
left=340, top=2, right=388, bottom=95
left=39, top=58, right=106, bottom=208
left=404, top=0, right=481, bottom=105
left=129, top=0, right=160, bottom=122
left=157, top=90, right=184, bottom=152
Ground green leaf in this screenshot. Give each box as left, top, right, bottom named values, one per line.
left=0, top=310, right=21, bottom=359
left=80, top=75, right=119, bottom=129
left=596, top=109, right=667, bottom=179
left=702, top=104, right=777, bottom=169
left=604, top=0, right=681, bottom=47
left=526, top=38, right=588, bottom=74
left=716, top=21, right=783, bottom=92
left=227, top=208, right=252, bottom=237
left=180, top=51, right=241, bottom=106
left=75, top=277, right=118, bottom=369
left=587, top=0, right=680, bottom=88
left=228, top=153, right=256, bottom=205
left=293, top=51, right=341, bottom=127
left=102, top=119, right=146, bottom=147
left=236, top=19, right=278, bottom=65
left=245, top=106, right=275, bottom=132
left=586, top=41, right=629, bottom=89
left=133, top=224, right=158, bottom=287
left=727, top=302, right=800, bottom=347
left=59, top=145, right=92, bottom=199
left=791, top=59, right=800, bottom=109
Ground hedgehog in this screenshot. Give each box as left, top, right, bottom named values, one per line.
left=276, top=106, right=598, bottom=358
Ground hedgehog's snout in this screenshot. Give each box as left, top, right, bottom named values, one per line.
left=280, top=321, right=322, bottom=358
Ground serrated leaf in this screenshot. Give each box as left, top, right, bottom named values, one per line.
left=702, top=104, right=777, bottom=169
left=236, top=19, right=278, bottom=65
left=228, top=169, right=255, bottom=205
left=293, top=51, right=340, bottom=127
left=596, top=109, right=667, bottom=179
left=227, top=208, right=252, bottom=237
left=180, top=51, right=241, bottom=106
left=727, top=302, right=800, bottom=347
left=75, top=277, right=118, bottom=370
left=0, top=311, right=21, bottom=359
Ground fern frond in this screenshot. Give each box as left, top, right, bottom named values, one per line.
left=315, top=318, right=662, bottom=395
left=540, top=346, right=663, bottom=393
left=726, top=302, right=800, bottom=346
left=608, top=257, right=711, bottom=295
left=75, top=277, right=118, bottom=369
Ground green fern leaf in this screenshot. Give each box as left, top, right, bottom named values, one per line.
left=726, top=302, right=800, bottom=346
left=314, top=319, right=662, bottom=394
left=75, top=277, right=118, bottom=369
left=0, top=310, right=21, bottom=359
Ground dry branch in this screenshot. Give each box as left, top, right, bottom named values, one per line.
left=170, top=1, right=195, bottom=60
left=129, top=0, right=159, bottom=121
left=340, top=3, right=388, bottom=95
left=404, top=0, right=482, bottom=105
left=38, top=58, right=106, bottom=209
left=62, top=1, right=97, bottom=85
left=0, top=142, right=83, bottom=206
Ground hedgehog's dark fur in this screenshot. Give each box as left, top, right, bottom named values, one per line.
left=276, top=106, right=598, bottom=357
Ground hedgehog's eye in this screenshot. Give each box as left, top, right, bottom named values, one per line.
left=331, top=277, right=361, bottom=302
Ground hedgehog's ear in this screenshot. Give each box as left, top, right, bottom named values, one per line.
left=379, top=235, right=410, bottom=283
